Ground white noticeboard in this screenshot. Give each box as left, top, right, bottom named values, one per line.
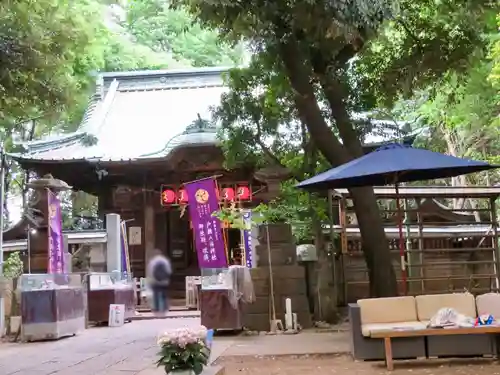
left=129, top=226, right=142, bottom=246
left=108, top=304, right=125, bottom=327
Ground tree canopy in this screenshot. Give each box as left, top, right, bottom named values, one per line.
left=0, top=0, right=243, bottom=227
left=2, top=0, right=500, bottom=301
left=172, top=0, right=500, bottom=296
left=124, top=0, right=245, bottom=67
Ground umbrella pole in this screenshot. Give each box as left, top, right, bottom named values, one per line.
left=395, top=183, right=407, bottom=295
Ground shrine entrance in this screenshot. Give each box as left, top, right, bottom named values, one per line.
left=165, top=210, right=198, bottom=272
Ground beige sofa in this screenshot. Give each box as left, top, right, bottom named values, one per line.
left=358, top=296, right=425, bottom=337
left=349, top=292, right=498, bottom=360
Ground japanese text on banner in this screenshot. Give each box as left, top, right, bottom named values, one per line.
left=47, top=190, right=65, bottom=274
left=242, top=211, right=253, bottom=268
left=185, top=178, right=227, bottom=269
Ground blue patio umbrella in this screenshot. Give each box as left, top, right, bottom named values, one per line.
left=296, top=143, right=497, bottom=190
left=297, top=143, right=498, bottom=293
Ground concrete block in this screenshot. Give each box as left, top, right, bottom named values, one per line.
left=243, top=313, right=271, bottom=332
left=250, top=265, right=305, bottom=280
left=252, top=279, right=270, bottom=297
left=274, top=278, right=307, bottom=295
left=257, top=224, right=293, bottom=244
left=256, top=250, right=297, bottom=267
left=272, top=265, right=305, bottom=279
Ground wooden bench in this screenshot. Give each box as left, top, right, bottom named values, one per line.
left=371, top=326, right=500, bottom=370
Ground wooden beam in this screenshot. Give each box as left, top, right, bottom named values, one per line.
left=334, top=186, right=500, bottom=198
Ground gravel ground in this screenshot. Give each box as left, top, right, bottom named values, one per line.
left=216, top=354, right=500, bottom=375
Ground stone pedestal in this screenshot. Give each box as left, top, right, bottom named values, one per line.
left=243, top=224, right=312, bottom=331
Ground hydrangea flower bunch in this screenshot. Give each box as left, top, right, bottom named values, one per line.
left=156, top=326, right=210, bottom=375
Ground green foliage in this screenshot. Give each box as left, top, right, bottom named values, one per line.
left=1, top=0, right=245, bottom=227
left=125, top=0, right=245, bottom=67
left=156, top=340, right=209, bottom=375
left=254, top=181, right=328, bottom=243
left=356, top=0, right=498, bottom=106
left=384, top=6, right=500, bottom=187
left=214, top=56, right=331, bottom=243
left=0, top=0, right=107, bottom=119
left=490, top=14, right=500, bottom=87
left=2, top=252, right=23, bottom=280
left=212, top=208, right=245, bottom=230
left=215, top=56, right=298, bottom=169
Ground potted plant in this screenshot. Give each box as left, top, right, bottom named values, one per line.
left=156, top=326, right=211, bottom=375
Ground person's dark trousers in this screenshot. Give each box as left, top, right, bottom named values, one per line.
left=151, top=284, right=169, bottom=313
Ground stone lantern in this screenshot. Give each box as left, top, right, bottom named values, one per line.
left=253, top=165, right=292, bottom=201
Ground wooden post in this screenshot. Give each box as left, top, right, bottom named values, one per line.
left=416, top=201, right=425, bottom=294
left=144, top=204, right=155, bottom=270
left=489, top=197, right=500, bottom=291
left=384, top=337, right=394, bottom=371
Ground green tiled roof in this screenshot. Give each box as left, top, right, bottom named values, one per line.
left=10, top=67, right=416, bottom=164
left=11, top=67, right=228, bottom=163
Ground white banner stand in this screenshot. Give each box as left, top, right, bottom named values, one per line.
left=108, top=304, right=125, bottom=327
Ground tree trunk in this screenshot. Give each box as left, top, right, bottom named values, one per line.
left=442, top=125, right=480, bottom=221
left=279, top=38, right=398, bottom=296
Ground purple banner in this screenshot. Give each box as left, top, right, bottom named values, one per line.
left=47, top=190, right=64, bottom=274
left=242, top=211, right=253, bottom=268
left=185, top=178, right=227, bottom=269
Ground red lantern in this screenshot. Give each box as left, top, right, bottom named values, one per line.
left=161, top=186, right=177, bottom=205
left=178, top=189, right=188, bottom=203
left=236, top=185, right=252, bottom=201
left=221, top=187, right=235, bottom=201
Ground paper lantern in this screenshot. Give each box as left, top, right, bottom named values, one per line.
left=178, top=189, right=188, bottom=203
left=221, top=187, right=235, bottom=201
left=161, top=187, right=177, bottom=205
left=236, top=185, right=252, bottom=201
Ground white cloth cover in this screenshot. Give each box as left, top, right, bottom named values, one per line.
left=427, top=307, right=475, bottom=328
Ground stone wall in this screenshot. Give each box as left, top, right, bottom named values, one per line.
left=243, top=224, right=312, bottom=331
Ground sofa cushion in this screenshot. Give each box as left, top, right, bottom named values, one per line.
left=361, top=321, right=427, bottom=337
left=476, top=293, right=500, bottom=318
left=415, top=293, right=476, bottom=321
left=358, top=296, right=417, bottom=324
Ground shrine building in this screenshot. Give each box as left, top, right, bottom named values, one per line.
left=9, top=67, right=414, bottom=299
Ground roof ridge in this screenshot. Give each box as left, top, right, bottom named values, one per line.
left=99, top=66, right=231, bottom=80
left=80, top=76, right=104, bottom=132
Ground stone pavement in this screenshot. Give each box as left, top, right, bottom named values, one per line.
left=216, top=331, right=349, bottom=358
left=0, top=318, right=348, bottom=375
left=131, top=310, right=200, bottom=321
left=0, top=318, right=201, bottom=375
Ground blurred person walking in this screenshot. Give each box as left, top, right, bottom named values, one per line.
left=147, top=249, right=172, bottom=316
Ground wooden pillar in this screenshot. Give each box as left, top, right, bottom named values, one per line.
left=490, top=197, right=500, bottom=291
left=144, top=204, right=155, bottom=268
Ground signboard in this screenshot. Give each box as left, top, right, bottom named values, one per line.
left=128, top=226, right=142, bottom=246
left=297, top=244, right=318, bottom=262
left=47, top=190, right=64, bottom=274
left=185, top=178, right=227, bottom=269
left=161, top=184, right=253, bottom=206
left=108, top=304, right=125, bottom=327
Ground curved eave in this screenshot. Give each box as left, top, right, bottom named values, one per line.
left=8, top=138, right=221, bottom=167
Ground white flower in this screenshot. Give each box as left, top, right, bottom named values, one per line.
left=157, top=326, right=208, bottom=347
